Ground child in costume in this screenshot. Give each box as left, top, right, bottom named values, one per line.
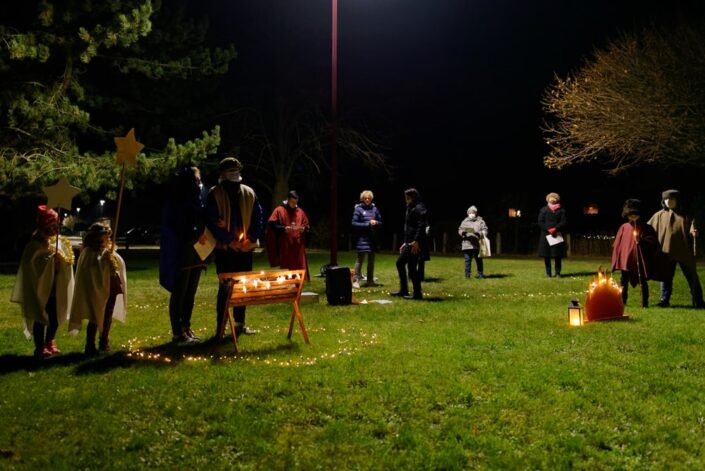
left=611, top=199, right=667, bottom=308
left=11, top=205, right=75, bottom=357
left=69, top=222, right=127, bottom=354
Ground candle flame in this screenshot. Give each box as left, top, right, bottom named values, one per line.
left=238, top=232, right=244, bottom=241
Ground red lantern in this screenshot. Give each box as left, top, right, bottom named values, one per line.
left=585, top=269, right=627, bottom=322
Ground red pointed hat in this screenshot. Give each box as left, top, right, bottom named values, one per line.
left=36, top=205, right=59, bottom=229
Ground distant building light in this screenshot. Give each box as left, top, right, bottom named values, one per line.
left=584, top=203, right=599, bottom=215
left=508, top=208, right=521, bottom=218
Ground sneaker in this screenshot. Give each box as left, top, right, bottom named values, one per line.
left=183, top=328, right=201, bottom=342
left=390, top=291, right=409, bottom=297
left=657, top=299, right=670, bottom=307
left=235, top=325, right=258, bottom=337
left=352, top=281, right=360, bottom=289
left=476, top=273, right=484, bottom=279
left=45, top=340, right=61, bottom=354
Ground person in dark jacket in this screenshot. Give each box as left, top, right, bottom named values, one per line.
left=538, top=192, right=567, bottom=277
left=611, top=199, right=669, bottom=308
left=391, top=188, right=428, bottom=300
left=160, top=166, right=207, bottom=344
left=351, top=190, right=382, bottom=287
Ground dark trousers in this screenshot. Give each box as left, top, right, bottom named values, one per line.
left=215, top=249, right=253, bottom=332
left=544, top=257, right=562, bottom=277
left=620, top=271, right=649, bottom=307
left=396, top=245, right=422, bottom=296
left=33, top=296, right=58, bottom=351
left=463, top=249, right=484, bottom=277
left=169, top=266, right=203, bottom=336
left=660, top=260, right=704, bottom=305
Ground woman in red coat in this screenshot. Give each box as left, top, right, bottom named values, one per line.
left=611, top=199, right=668, bottom=308
left=265, top=191, right=310, bottom=280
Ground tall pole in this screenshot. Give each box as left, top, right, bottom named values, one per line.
left=330, top=0, right=339, bottom=265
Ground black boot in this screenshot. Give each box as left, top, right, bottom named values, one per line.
left=85, top=323, right=98, bottom=356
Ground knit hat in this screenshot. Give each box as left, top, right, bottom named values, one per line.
left=288, top=190, right=299, bottom=200
left=87, top=222, right=111, bottom=236
left=467, top=205, right=478, bottom=215
left=661, top=189, right=680, bottom=200
left=218, top=157, right=243, bottom=172
left=621, top=199, right=642, bottom=218
left=36, top=205, right=59, bottom=229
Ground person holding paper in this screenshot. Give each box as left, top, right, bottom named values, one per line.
left=538, top=192, right=567, bottom=277
left=458, top=205, right=488, bottom=279
left=159, top=166, right=207, bottom=344
left=265, top=190, right=311, bottom=280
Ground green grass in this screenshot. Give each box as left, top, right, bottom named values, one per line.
left=2, top=251, right=705, bottom=469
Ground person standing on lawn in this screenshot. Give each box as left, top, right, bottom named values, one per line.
left=11, top=205, right=75, bottom=358
left=458, top=205, right=488, bottom=279
left=265, top=190, right=311, bottom=280
left=205, top=157, right=264, bottom=338
left=391, top=188, right=428, bottom=300
left=69, top=221, right=127, bottom=355
left=160, top=166, right=207, bottom=344
left=647, top=189, right=705, bottom=308
left=538, top=192, right=567, bottom=277
left=351, top=190, right=382, bottom=287
left=611, top=199, right=668, bottom=308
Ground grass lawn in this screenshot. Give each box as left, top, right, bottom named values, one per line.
left=2, top=250, right=705, bottom=469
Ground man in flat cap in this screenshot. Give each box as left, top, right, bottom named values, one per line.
left=647, top=189, right=704, bottom=308
left=205, top=157, right=264, bottom=338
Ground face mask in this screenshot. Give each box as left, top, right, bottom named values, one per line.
left=665, top=198, right=676, bottom=209
left=225, top=170, right=242, bottom=183
left=468, top=212, right=477, bottom=219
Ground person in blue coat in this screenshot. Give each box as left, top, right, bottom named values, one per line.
left=160, top=166, right=206, bottom=344
left=351, top=190, right=383, bottom=287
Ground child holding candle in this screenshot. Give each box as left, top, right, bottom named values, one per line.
left=611, top=199, right=667, bottom=308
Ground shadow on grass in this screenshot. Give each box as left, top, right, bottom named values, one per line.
left=560, top=271, right=600, bottom=277
left=423, top=277, right=444, bottom=283
left=72, top=338, right=303, bottom=375
left=482, top=273, right=512, bottom=279
left=0, top=352, right=86, bottom=375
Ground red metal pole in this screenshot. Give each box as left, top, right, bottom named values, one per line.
left=330, top=0, right=339, bottom=265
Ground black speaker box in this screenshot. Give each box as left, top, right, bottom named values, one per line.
left=325, top=266, right=352, bottom=305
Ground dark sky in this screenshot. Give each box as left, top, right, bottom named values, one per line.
left=200, top=0, right=705, bottom=233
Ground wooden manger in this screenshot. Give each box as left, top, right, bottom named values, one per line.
left=217, top=269, right=309, bottom=353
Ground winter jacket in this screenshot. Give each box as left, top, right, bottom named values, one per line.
left=403, top=201, right=428, bottom=250
left=537, top=205, right=567, bottom=258
left=351, top=203, right=383, bottom=252
left=458, top=216, right=488, bottom=251
left=648, top=209, right=697, bottom=266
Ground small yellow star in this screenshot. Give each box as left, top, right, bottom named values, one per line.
left=114, top=128, right=144, bottom=167
left=43, top=177, right=81, bottom=210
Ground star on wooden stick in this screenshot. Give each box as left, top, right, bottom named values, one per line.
left=43, top=177, right=80, bottom=210
left=114, top=128, right=144, bottom=167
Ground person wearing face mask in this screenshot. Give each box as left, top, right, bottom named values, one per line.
left=538, top=192, right=567, bottom=277
left=265, top=190, right=311, bottom=280
left=160, top=166, right=207, bottom=344
left=647, top=189, right=704, bottom=308
left=611, top=199, right=668, bottom=308
left=205, top=157, right=264, bottom=338
left=458, top=205, right=488, bottom=279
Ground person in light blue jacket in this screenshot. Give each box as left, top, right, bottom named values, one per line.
left=351, top=190, right=383, bottom=287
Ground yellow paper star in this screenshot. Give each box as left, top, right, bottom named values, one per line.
left=43, top=177, right=81, bottom=210
left=114, top=128, right=144, bottom=167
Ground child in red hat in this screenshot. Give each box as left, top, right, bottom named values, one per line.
left=11, top=205, right=75, bottom=357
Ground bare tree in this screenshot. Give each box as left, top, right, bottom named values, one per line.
left=234, top=100, right=389, bottom=209
left=542, top=22, right=705, bottom=173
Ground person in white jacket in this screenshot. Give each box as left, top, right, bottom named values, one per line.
left=69, top=222, right=127, bottom=355
left=458, top=206, right=488, bottom=279
left=11, top=205, right=75, bottom=358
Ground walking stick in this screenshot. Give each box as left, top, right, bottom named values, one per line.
left=632, top=222, right=645, bottom=307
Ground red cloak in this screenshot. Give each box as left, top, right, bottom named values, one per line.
left=611, top=221, right=672, bottom=283
left=265, top=204, right=310, bottom=280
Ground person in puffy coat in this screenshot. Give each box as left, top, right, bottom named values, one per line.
left=351, top=190, right=382, bottom=287
left=458, top=205, right=488, bottom=279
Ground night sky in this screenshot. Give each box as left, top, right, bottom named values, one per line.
left=199, top=1, right=704, bottom=239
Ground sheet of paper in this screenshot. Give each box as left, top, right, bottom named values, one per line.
left=546, top=233, right=564, bottom=246
left=194, top=227, right=216, bottom=261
